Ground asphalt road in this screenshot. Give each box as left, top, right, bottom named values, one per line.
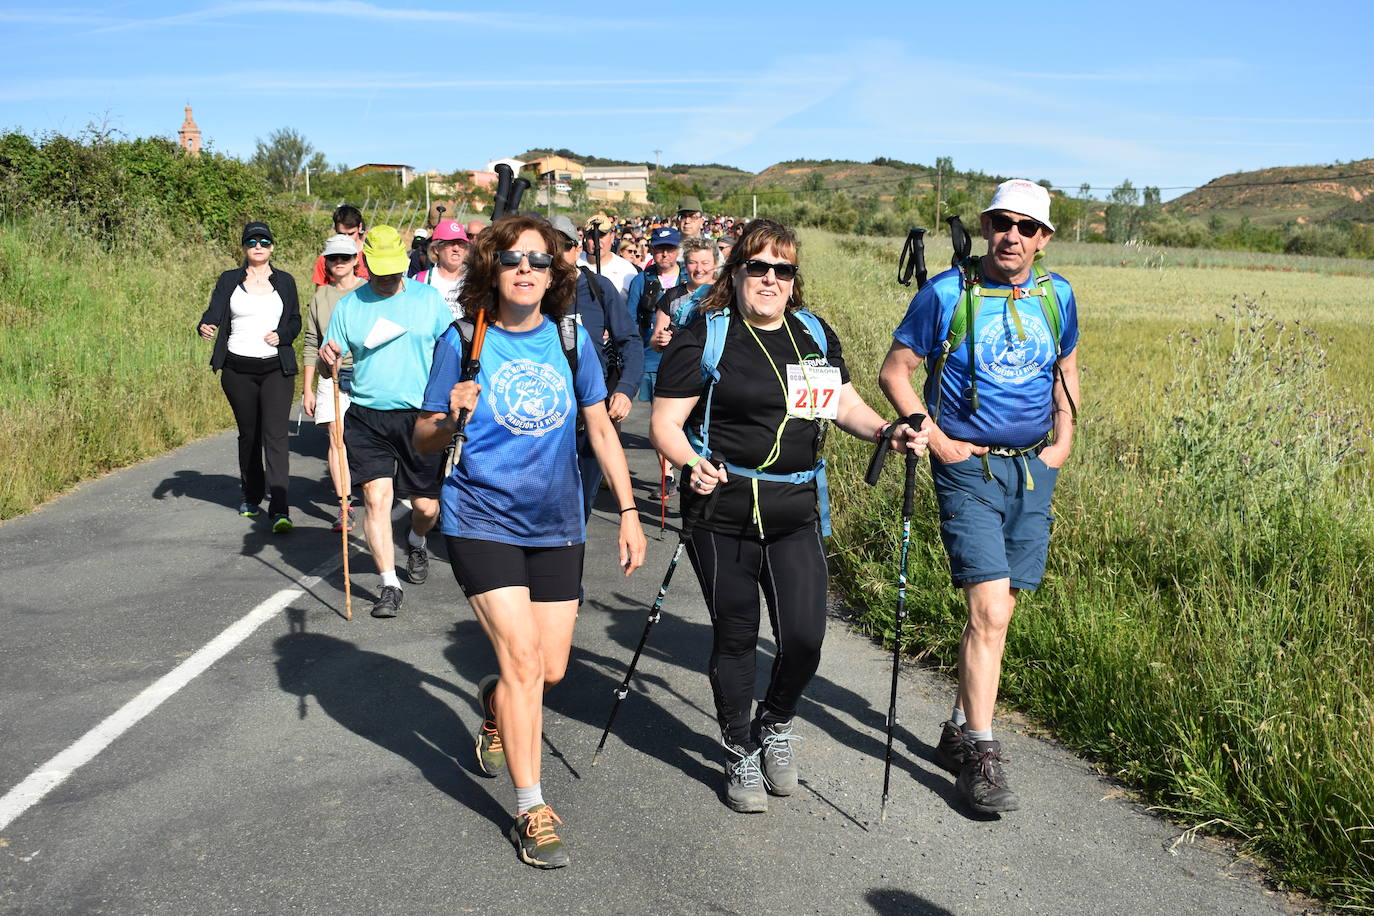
left=0, top=409, right=1302, bottom=915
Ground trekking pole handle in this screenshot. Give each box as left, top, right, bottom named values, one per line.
left=864, top=414, right=927, bottom=487
left=897, top=227, right=927, bottom=288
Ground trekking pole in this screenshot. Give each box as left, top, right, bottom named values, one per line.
left=879, top=444, right=920, bottom=820
left=591, top=464, right=718, bottom=766
left=507, top=177, right=530, bottom=214
left=440, top=309, right=488, bottom=475
left=331, top=379, right=352, bottom=620
left=490, top=164, right=514, bottom=221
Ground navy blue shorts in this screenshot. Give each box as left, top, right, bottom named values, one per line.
left=929, top=453, right=1059, bottom=591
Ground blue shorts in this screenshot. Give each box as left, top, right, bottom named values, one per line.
left=929, top=453, right=1059, bottom=591
left=639, top=370, right=657, bottom=402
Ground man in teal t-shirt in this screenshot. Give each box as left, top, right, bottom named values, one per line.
left=319, top=225, right=454, bottom=620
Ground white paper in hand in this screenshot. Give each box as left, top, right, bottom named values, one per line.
left=363, top=317, right=407, bottom=350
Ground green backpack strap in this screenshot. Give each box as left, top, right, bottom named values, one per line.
left=926, top=258, right=982, bottom=420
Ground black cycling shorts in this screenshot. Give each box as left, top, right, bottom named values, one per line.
left=445, top=537, right=585, bottom=602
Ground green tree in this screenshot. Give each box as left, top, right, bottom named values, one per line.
left=1105, top=179, right=1139, bottom=243
left=251, top=128, right=315, bottom=191
left=569, top=178, right=589, bottom=212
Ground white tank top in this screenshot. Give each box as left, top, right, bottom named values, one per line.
left=226, top=285, right=284, bottom=358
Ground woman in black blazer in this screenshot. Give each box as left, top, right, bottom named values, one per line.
left=198, top=221, right=301, bottom=531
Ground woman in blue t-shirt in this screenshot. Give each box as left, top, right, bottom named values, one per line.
left=414, top=214, right=646, bottom=870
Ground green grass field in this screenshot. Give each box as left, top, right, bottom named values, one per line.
left=1, top=218, right=1370, bottom=907
left=807, top=229, right=1373, bottom=909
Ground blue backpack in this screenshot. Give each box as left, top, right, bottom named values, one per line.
left=687, top=307, right=835, bottom=536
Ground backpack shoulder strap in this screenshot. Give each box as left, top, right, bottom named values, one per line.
left=448, top=318, right=475, bottom=361
left=689, top=308, right=732, bottom=456
left=1031, top=260, right=1063, bottom=349
left=556, top=314, right=579, bottom=377
left=577, top=266, right=606, bottom=311
left=793, top=308, right=828, bottom=357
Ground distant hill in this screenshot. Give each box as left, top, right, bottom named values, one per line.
left=1166, top=159, right=1374, bottom=226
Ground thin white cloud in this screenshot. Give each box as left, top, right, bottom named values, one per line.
left=0, top=10, right=125, bottom=24
left=90, top=1, right=611, bottom=34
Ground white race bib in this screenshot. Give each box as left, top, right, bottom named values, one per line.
left=786, top=364, right=840, bottom=420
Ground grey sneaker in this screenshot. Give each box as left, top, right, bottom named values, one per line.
left=723, top=743, right=768, bottom=813
left=370, top=585, right=403, bottom=619
left=956, top=739, right=1021, bottom=814
left=759, top=719, right=802, bottom=796
left=509, top=803, right=569, bottom=869
left=935, top=720, right=975, bottom=774
left=406, top=543, right=429, bottom=584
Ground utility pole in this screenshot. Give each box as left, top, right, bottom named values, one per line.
left=752, top=194, right=757, bottom=220
left=934, top=160, right=942, bottom=234
left=424, top=173, right=430, bottom=216
left=654, top=149, right=662, bottom=178
left=303, top=166, right=311, bottom=196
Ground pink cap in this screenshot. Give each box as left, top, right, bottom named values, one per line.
left=432, top=220, right=469, bottom=242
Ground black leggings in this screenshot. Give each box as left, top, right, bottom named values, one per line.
left=220, top=356, right=293, bottom=516
left=685, top=522, right=828, bottom=750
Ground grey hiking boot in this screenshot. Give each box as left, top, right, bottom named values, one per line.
left=370, top=585, right=402, bottom=619
left=956, top=739, right=1021, bottom=814
left=723, top=743, right=768, bottom=813
left=759, top=719, right=802, bottom=796
left=935, top=719, right=975, bottom=774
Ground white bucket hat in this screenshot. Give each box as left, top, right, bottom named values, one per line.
left=982, top=179, right=1055, bottom=232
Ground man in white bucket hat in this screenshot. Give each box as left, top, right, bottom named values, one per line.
left=878, top=178, right=1081, bottom=816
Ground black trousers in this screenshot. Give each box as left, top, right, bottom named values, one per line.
left=685, top=522, right=829, bottom=750
left=220, top=355, right=293, bottom=516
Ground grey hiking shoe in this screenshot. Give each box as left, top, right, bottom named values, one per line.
left=475, top=674, right=506, bottom=777
left=723, top=743, right=768, bottom=813
left=406, top=543, right=429, bottom=584
left=956, top=739, right=1021, bottom=814
left=370, top=585, right=402, bottom=619
left=935, top=720, right=975, bottom=774
left=509, top=803, right=569, bottom=869
left=759, top=719, right=802, bottom=796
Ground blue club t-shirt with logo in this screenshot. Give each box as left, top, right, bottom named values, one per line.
left=893, top=265, right=1079, bottom=449
left=422, top=316, right=607, bottom=546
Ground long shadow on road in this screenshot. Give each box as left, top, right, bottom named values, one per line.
left=589, top=589, right=983, bottom=819
left=272, top=629, right=509, bottom=832
left=440, top=619, right=723, bottom=793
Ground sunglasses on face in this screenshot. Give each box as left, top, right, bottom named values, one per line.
left=324, top=254, right=354, bottom=264
left=987, top=213, right=1044, bottom=237
left=742, top=258, right=798, bottom=281
left=244, top=238, right=273, bottom=248
left=495, top=249, right=554, bottom=270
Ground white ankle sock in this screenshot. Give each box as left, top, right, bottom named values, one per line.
left=515, top=782, right=544, bottom=815
left=951, top=706, right=967, bottom=727
left=380, top=570, right=401, bottom=589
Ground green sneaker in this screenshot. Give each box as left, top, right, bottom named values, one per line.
left=238, top=502, right=262, bottom=518
left=509, top=804, right=569, bottom=869
left=475, top=674, right=506, bottom=777
left=271, top=514, right=293, bottom=534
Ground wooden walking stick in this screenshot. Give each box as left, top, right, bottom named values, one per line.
left=332, top=376, right=352, bottom=620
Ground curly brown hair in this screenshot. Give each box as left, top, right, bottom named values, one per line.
left=457, top=214, right=576, bottom=322
left=698, top=218, right=805, bottom=315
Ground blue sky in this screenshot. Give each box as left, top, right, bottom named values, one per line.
left=3, top=0, right=1368, bottom=200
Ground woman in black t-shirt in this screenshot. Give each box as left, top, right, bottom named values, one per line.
left=650, top=219, right=927, bottom=813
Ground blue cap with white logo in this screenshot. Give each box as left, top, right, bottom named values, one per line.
left=650, top=227, right=681, bottom=248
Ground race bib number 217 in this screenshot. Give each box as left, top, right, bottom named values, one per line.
left=786, top=364, right=840, bottom=420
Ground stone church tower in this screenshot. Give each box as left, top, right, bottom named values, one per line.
left=177, top=105, right=202, bottom=156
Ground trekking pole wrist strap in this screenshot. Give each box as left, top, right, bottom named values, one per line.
left=682, top=454, right=701, bottom=472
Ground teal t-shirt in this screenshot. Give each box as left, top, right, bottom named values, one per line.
left=323, top=279, right=453, bottom=410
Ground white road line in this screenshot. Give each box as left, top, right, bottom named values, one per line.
left=0, top=559, right=340, bottom=832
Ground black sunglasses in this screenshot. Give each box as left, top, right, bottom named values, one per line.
left=495, top=249, right=554, bottom=270
left=244, top=238, right=273, bottom=248
left=324, top=253, right=354, bottom=264
left=987, top=213, right=1044, bottom=237
left=742, top=258, right=799, bottom=281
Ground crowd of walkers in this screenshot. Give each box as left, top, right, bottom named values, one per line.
left=196, top=178, right=1078, bottom=867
